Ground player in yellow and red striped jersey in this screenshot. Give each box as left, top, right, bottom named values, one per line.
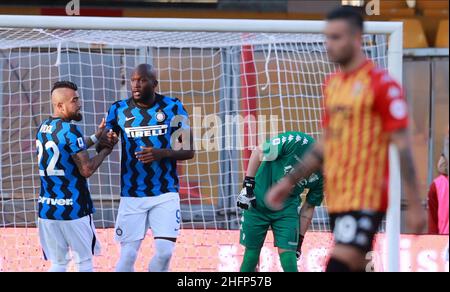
left=322, top=59, right=407, bottom=214
left=266, top=6, right=426, bottom=272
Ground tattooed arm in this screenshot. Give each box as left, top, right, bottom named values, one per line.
left=287, top=143, right=324, bottom=185
left=72, top=129, right=118, bottom=178
left=72, top=148, right=112, bottom=178
left=265, top=142, right=324, bottom=211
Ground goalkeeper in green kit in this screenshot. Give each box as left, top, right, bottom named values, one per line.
left=237, top=131, right=324, bottom=272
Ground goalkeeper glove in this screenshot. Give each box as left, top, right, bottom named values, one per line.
left=237, top=176, right=256, bottom=210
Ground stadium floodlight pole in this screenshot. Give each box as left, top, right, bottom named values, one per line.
left=0, top=15, right=403, bottom=272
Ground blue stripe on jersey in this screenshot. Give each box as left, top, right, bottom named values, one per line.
left=148, top=113, right=163, bottom=195
left=105, top=94, right=189, bottom=197
left=40, top=129, right=59, bottom=219
left=36, top=117, right=94, bottom=220
left=131, top=106, right=146, bottom=196
left=61, top=122, right=81, bottom=219
left=52, top=124, right=68, bottom=220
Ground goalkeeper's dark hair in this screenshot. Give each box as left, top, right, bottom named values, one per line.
left=326, top=5, right=364, bottom=33
left=51, top=80, right=78, bottom=94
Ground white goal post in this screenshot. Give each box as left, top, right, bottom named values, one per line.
left=0, top=15, right=403, bottom=272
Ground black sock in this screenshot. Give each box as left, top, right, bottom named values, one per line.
left=325, top=257, right=352, bottom=272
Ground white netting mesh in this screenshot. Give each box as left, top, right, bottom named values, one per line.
left=0, top=27, right=389, bottom=271
left=0, top=28, right=333, bottom=49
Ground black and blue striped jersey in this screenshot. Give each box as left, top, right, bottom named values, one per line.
left=36, top=117, right=94, bottom=220
left=106, top=94, right=189, bottom=197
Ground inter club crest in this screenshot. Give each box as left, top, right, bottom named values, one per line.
left=156, top=111, right=166, bottom=122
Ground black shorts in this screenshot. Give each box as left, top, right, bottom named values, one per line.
left=329, top=211, right=385, bottom=254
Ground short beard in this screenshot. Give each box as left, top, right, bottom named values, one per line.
left=337, top=56, right=353, bottom=67
left=72, top=113, right=83, bottom=122
left=335, top=48, right=355, bottom=67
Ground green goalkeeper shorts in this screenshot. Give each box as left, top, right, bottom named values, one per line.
left=239, top=205, right=299, bottom=251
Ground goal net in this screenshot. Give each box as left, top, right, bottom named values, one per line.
left=0, top=17, right=400, bottom=271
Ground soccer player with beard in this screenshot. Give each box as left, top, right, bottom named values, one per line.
left=266, top=7, right=426, bottom=272
left=36, top=81, right=118, bottom=272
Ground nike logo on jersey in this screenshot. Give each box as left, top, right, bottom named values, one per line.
left=125, top=116, right=135, bottom=122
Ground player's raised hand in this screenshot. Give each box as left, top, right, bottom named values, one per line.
left=95, top=117, right=106, bottom=139
left=135, top=146, right=168, bottom=163
left=99, top=130, right=119, bottom=155
left=265, top=178, right=294, bottom=211
left=105, top=129, right=119, bottom=153
left=106, top=129, right=119, bottom=146
left=96, top=128, right=117, bottom=153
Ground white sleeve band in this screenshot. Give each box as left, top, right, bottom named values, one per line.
left=90, top=134, right=98, bottom=144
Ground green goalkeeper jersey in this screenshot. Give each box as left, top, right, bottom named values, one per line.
left=254, top=131, right=324, bottom=212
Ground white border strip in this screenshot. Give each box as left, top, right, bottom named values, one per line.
left=0, top=15, right=403, bottom=272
